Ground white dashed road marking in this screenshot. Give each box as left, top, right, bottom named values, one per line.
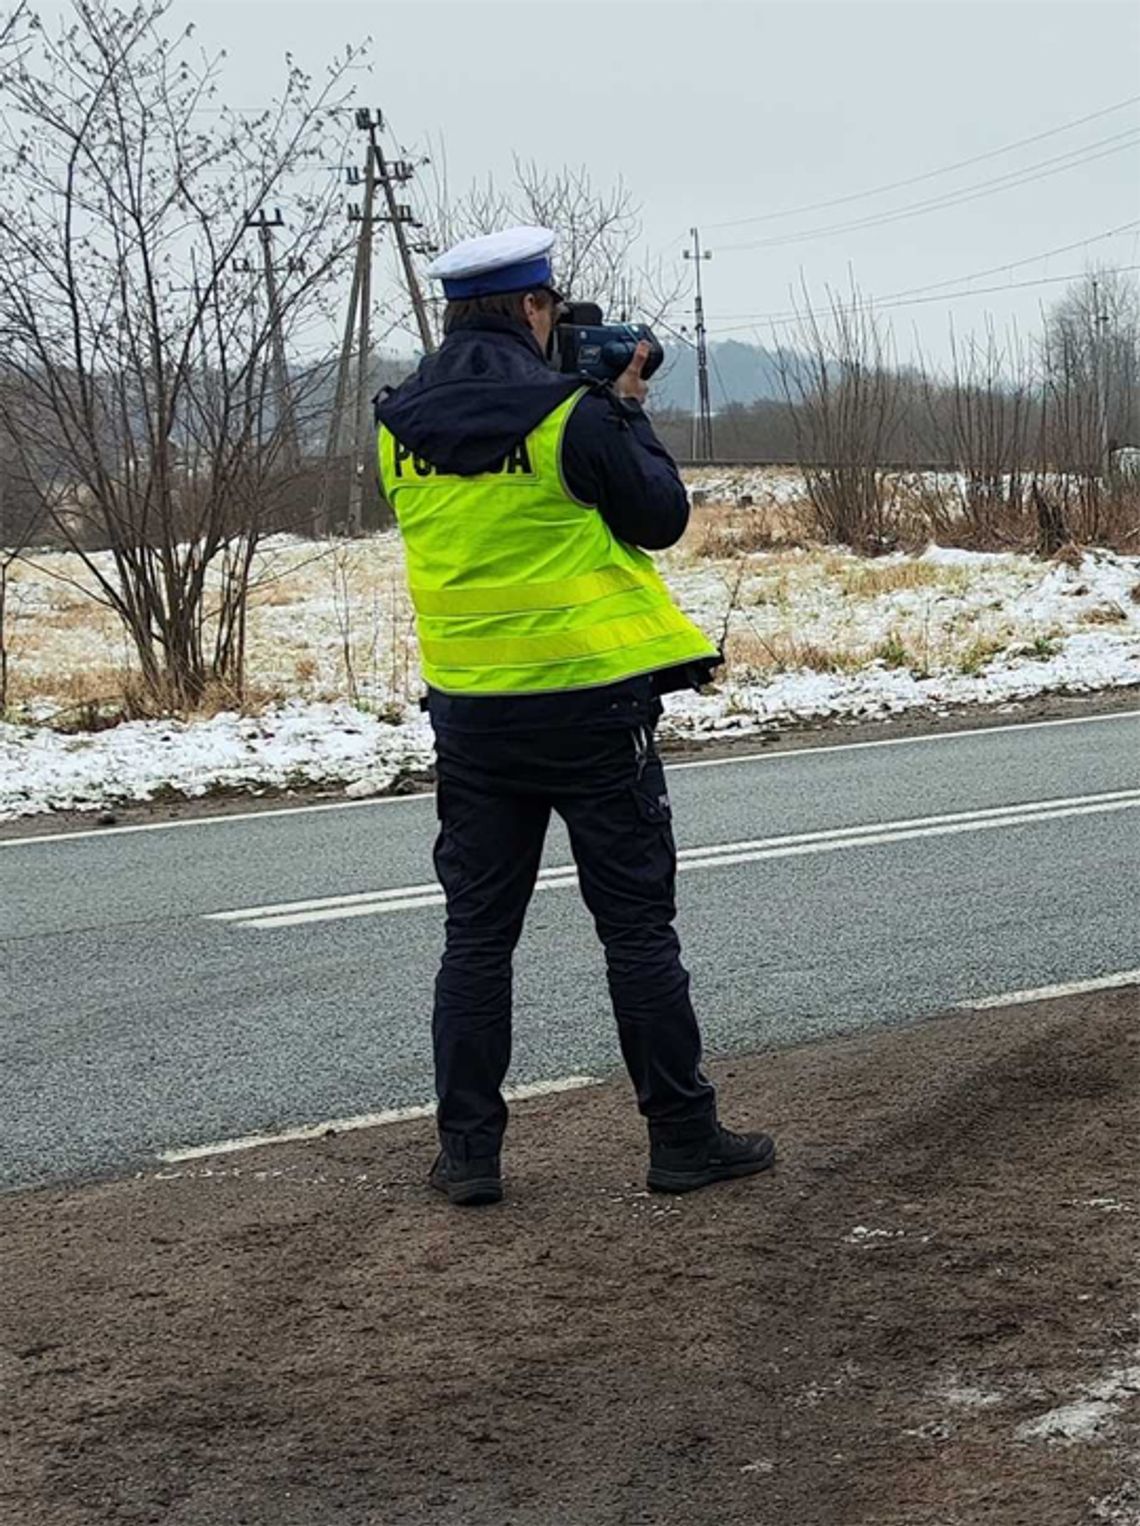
left=206, top=785, right=1140, bottom=929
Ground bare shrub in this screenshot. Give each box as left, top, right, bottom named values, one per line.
left=918, top=324, right=1036, bottom=547
left=1034, top=482, right=1072, bottom=557
left=775, top=285, right=902, bottom=551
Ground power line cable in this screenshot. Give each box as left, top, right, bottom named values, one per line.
left=717, top=129, right=1140, bottom=253
left=858, top=217, right=1140, bottom=303
left=705, top=92, right=1140, bottom=231
left=704, top=264, right=1140, bottom=334
left=704, top=217, right=1140, bottom=322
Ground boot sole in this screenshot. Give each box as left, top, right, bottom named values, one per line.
left=431, top=1176, right=503, bottom=1207
left=647, top=1141, right=777, bottom=1195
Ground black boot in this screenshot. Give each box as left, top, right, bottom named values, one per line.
left=648, top=1124, right=776, bottom=1194
left=428, top=1149, right=503, bottom=1206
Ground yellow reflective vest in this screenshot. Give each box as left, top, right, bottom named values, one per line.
left=377, top=389, right=717, bottom=696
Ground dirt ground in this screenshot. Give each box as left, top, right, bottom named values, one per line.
left=3, top=991, right=1139, bottom=1526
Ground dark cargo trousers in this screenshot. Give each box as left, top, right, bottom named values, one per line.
left=430, top=719, right=717, bottom=1159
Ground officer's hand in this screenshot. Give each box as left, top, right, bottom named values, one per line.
left=613, top=341, right=650, bottom=405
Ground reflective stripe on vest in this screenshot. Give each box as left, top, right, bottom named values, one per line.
left=378, top=389, right=717, bottom=696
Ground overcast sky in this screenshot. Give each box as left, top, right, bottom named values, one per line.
left=162, top=2, right=1140, bottom=363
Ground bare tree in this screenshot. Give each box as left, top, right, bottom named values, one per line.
left=0, top=4, right=38, bottom=710
left=1040, top=268, right=1140, bottom=541
left=776, top=285, right=902, bottom=549
left=415, top=151, right=685, bottom=341
left=0, top=0, right=365, bottom=712
left=0, top=418, right=44, bottom=713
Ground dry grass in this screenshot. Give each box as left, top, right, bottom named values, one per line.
left=46, top=604, right=117, bottom=631
left=687, top=501, right=810, bottom=559
left=7, top=663, right=129, bottom=709
left=838, top=560, right=966, bottom=599
left=1084, top=603, right=1129, bottom=626
left=251, top=582, right=307, bottom=609
left=724, top=601, right=1026, bottom=683
left=725, top=631, right=867, bottom=675
left=189, top=679, right=290, bottom=719
left=1053, top=542, right=1085, bottom=570
left=957, top=634, right=1012, bottom=676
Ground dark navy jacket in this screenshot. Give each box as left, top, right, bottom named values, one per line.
left=376, top=316, right=718, bottom=731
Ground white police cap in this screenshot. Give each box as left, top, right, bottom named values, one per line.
left=427, top=225, right=560, bottom=300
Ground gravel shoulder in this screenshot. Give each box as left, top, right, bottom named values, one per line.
left=3, top=990, right=1138, bottom=1525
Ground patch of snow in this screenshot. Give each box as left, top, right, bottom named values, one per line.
left=1091, top=1478, right=1140, bottom=1525
left=1015, top=1353, right=1140, bottom=1445
left=844, top=1224, right=933, bottom=1247
left=0, top=702, right=435, bottom=820
left=901, top=1419, right=953, bottom=1440
left=685, top=467, right=804, bottom=507
left=919, top=545, right=1019, bottom=568
left=845, top=1226, right=906, bottom=1243
left=1016, top=1398, right=1118, bottom=1444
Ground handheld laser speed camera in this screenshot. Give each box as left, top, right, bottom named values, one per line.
left=553, top=302, right=664, bottom=385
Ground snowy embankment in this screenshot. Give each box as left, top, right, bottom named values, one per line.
left=3, top=511, right=1140, bottom=821
left=0, top=702, right=439, bottom=824
left=666, top=543, right=1140, bottom=738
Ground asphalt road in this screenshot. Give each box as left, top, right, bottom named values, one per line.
left=4, top=708, right=1140, bottom=1192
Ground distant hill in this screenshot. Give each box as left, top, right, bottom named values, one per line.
left=651, top=339, right=793, bottom=411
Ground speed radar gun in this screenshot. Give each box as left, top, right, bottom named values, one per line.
left=553, top=301, right=664, bottom=384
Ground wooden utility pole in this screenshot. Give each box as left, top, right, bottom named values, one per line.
left=317, top=191, right=366, bottom=536
left=357, top=109, right=436, bottom=356
left=346, top=152, right=378, bottom=536
left=322, top=108, right=438, bottom=536
left=245, top=208, right=300, bottom=471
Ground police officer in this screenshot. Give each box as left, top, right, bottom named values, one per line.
left=376, top=225, right=775, bottom=1206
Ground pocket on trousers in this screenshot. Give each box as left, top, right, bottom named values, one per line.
left=631, top=756, right=673, bottom=828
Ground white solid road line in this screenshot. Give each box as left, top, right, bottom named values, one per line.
left=6, top=704, right=1140, bottom=849
left=156, top=1074, right=602, bottom=1164
left=158, top=965, right=1140, bottom=1163
left=958, top=970, right=1140, bottom=1010
left=674, top=703, right=1140, bottom=772
left=208, top=784, right=1140, bottom=930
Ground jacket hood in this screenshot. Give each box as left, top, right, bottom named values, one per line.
left=375, top=318, right=585, bottom=475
